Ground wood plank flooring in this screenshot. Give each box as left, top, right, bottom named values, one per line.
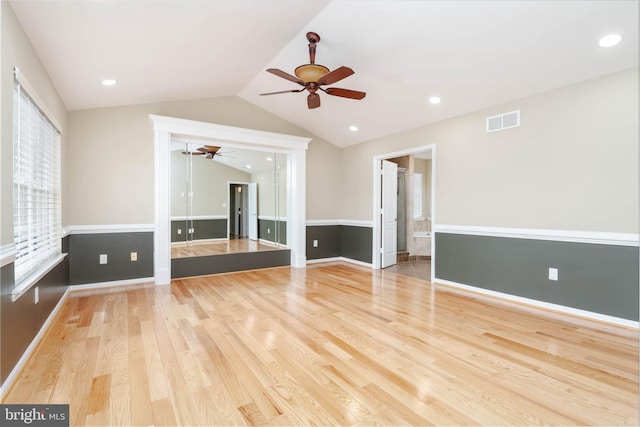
left=171, top=238, right=284, bottom=258
left=3, top=262, right=638, bottom=426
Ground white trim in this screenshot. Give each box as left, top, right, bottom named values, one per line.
left=65, top=224, right=154, bottom=234
left=0, top=289, right=71, bottom=400
left=13, top=67, right=63, bottom=133
left=305, top=219, right=374, bottom=227
left=171, top=238, right=228, bottom=246
left=258, top=238, right=288, bottom=248
left=69, top=277, right=154, bottom=291
left=306, top=256, right=373, bottom=268
left=306, top=219, right=340, bottom=226
left=434, top=224, right=639, bottom=247
left=435, top=278, right=638, bottom=329
left=154, top=115, right=310, bottom=152
left=170, top=215, right=227, bottom=221
left=1, top=244, right=16, bottom=268
left=339, top=219, right=373, bottom=227
left=11, top=254, right=67, bottom=302
left=151, top=114, right=310, bottom=285
left=258, top=215, right=287, bottom=221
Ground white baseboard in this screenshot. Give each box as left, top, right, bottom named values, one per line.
left=307, top=257, right=373, bottom=268
left=0, top=289, right=71, bottom=401
left=69, top=277, right=155, bottom=291
left=435, top=278, right=639, bottom=329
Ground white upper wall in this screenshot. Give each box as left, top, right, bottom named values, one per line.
left=65, top=96, right=341, bottom=226
left=1, top=2, right=68, bottom=246
left=340, top=67, right=638, bottom=233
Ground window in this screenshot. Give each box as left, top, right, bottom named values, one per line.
left=13, top=69, right=62, bottom=284
left=412, top=173, right=423, bottom=219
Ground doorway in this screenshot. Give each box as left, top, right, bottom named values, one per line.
left=228, top=182, right=258, bottom=240
left=151, top=114, right=310, bottom=285
left=372, top=144, right=435, bottom=282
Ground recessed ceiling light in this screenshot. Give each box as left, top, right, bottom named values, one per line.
left=428, top=96, right=441, bottom=105
left=598, top=34, right=622, bottom=48
left=245, top=165, right=252, bottom=169
left=266, top=157, right=273, bottom=161
left=101, top=79, right=117, bottom=86
left=349, top=125, right=358, bottom=132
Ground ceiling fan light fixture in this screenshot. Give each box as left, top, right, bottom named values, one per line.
left=294, top=64, right=329, bottom=82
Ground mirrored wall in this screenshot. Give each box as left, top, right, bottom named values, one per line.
left=170, top=141, right=288, bottom=259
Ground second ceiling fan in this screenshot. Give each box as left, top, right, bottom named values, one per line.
left=260, top=32, right=366, bottom=109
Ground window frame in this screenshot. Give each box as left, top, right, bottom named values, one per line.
left=11, top=67, right=65, bottom=302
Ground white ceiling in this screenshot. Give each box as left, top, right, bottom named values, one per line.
left=10, top=0, right=638, bottom=148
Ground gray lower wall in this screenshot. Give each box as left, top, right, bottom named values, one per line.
left=259, top=219, right=287, bottom=245
left=171, top=219, right=227, bottom=242
left=340, top=226, right=373, bottom=264
left=172, top=250, right=291, bottom=278
left=1, top=236, right=70, bottom=385
left=307, top=225, right=341, bottom=259
left=306, top=225, right=373, bottom=264
left=435, top=233, right=639, bottom=321
left=68, top=232, right=154, bottom=285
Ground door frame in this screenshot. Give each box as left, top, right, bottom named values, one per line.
left=372, top=144, right=436, bottom=282
left=150, top=114, right=310, bottom=285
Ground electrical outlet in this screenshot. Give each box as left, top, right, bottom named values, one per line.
left=313, top=240, right=319, bottom=248
left=100, top=254, right=107, bottom=264
left=548, top=267, right=558, bottom=281
left=177, top=229, right=182, bottom=235
left=267, top=228, right=271, bottom=234
left=35, top=286, right=39, bottom=304
left=131, top=252, right=138, bottom=262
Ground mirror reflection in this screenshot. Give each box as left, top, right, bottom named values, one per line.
left=170, top=142, right=287, bottom=258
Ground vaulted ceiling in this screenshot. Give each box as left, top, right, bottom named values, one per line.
left=9, top=0, right=638, bottom=147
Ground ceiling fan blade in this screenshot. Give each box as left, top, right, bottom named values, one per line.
left=266, top=68, right=305, bottom=86
left=317, top=66, right=354, bottom=86
left=203, top=145, right=220, bottom=153
left=260, top=88, right=306, bottom=96
left=324, top=87, right=366, bottom=100
left=307, top=93, right=320, bottom=109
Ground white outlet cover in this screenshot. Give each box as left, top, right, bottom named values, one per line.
left=548, top=267, right=558, bottom=281
left=100, top=254, right=108, bottom=264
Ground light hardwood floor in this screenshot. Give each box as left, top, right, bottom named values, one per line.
left=171, top=238, right=284, bottom=258
left=3, top=262, right=638, bottom=426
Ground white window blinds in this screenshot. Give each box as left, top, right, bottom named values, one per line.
left=13, top=70, right=62, bottom=284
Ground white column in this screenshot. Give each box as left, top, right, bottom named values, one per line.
left=289, top=147, right=306, bottom=268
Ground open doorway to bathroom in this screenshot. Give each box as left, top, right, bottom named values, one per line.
left=372, top=145, right=435, bottom=282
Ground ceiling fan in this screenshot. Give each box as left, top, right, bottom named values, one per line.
left=181, top=145, right=230, bottom=159
left=260, top=32, right=366, bottom=109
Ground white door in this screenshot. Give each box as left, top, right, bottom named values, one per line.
left=248, top=182, right=258, bottom=241
left=381, top=160, right=398, bottom=268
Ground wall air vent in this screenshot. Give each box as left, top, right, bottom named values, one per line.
left=486, top=110, right=520, bottom=133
